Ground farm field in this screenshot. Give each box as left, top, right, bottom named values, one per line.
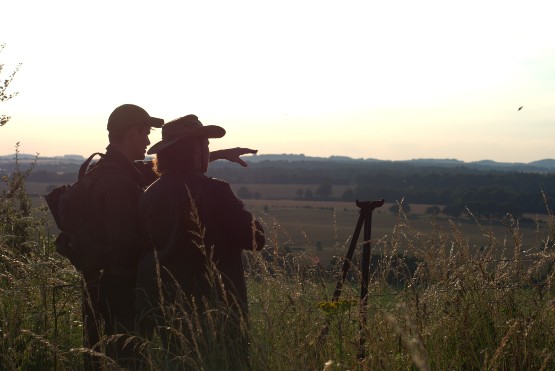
left=244, top=199, right=547, bottom=267
left=20, top=181, right=549, bottom=268
left=229, top=182, right=353, bottom=199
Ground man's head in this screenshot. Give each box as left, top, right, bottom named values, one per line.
left=107, top=104, right=164, bottom=161
left=149, top=114, right=225, bottom=175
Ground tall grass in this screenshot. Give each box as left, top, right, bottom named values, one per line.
left=1, top=149, right=82, bottom=369
left=0, top=160, right=554, bottom=369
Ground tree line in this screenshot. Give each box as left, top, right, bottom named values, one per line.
left=207, top=160, right=555, bottom=218
left=3, top=158, right=555, bottom=218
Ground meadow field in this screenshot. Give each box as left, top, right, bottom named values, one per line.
left=1, top=179, right=554, bottom=369
left=244, top=197, right=548, bottom=266
left=24, top=180, right=549, bottom=264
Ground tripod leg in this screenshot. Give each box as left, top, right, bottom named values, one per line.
left=320, top=200, right=383, bottom=347
left=320, top=209, right=365, bottom=343
left=358, top=208, right=373, bottom=359
left=360, top=210, right=372, bottom=303
left=332, top=211, right=365, bottom=301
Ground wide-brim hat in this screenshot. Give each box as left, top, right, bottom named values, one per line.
left=107, top=104, right=164, bottom=131
left=147, top=114, right=225, bottom=154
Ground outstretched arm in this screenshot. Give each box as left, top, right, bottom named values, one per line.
left=210, top=147, right=258, bottom=167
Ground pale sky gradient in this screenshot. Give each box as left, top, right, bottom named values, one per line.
left=1, top=0, right=554, bottom=162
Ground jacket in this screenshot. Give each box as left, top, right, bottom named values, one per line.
left=136, top=170, right=265, bottom=313
left=87, top=144, right=150, bottom=276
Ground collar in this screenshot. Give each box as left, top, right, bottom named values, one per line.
left=105, top=144, right=132, bottom=165
left=103, top=144, right=148, bottom=187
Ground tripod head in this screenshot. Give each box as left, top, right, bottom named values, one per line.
left=356, top=199, right=385, bottom=212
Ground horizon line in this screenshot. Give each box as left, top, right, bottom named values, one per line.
left=1, top=152, right=554, bottom=165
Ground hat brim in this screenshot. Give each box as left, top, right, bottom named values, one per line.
left=107, top=116, right=164, bottom=131
left=147, top=117, right=164, bottom=128
left=147, top=125, right=225, bottom=154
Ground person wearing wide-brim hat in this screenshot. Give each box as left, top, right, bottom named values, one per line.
left=136, top=114, right=265, bottom=368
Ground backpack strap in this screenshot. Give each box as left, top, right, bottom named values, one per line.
left=78, top=152, right=105, bottom=180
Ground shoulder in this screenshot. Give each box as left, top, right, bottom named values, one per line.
left=90, top=164, right=129, bottom=183
left=142, top=174, right=188, bottom=202
left=205, top=176, right=232, bottom=190
left=143, top=176, right=169, bottom=195
left=203, top=177, right=238, bottom=198
left=90, top=161, right=124, bottom=177
left=203, top=177, right=245, bottom=206
left=88, top=161, right=138, bottom=194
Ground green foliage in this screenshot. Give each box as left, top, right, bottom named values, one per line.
left=318, top=298, right=357, bottom=316
left=0, top=145, right=37, bottom=251
left=425, top=205, right=441, bottom=215
left=315, top=182, right=333, bottom=199
left=342, top=188, right=355, bottom=201
left=1, top=148, right=82, bottom=370
left=237, top=185, right=252, bottom=199
left=0, top=44, right=21, bottom=127
left=389, top=200, right=411, bottom=214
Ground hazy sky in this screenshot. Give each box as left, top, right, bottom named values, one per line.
left=1, top=0, right=554, bottom=162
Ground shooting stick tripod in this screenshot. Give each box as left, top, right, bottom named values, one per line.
left=322, top=199, right=384, bottom=359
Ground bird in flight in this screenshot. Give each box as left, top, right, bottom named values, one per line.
left=518, top=106, right=523, bottom=111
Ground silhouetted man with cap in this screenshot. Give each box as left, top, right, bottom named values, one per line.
left=82, top=104, right=257, bottom=370
left=79, top=103, right=163, bottom=370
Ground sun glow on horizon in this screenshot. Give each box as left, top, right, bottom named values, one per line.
left=1, top=0, right=554, bottom=162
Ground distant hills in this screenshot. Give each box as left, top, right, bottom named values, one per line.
left=2, top=153, right=555, bottom=173
left=242, top=154, right=555, bottom=173
left=4, top=152, right=555, bottom=218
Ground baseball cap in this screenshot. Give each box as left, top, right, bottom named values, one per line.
left=107, top=104, right=164, bottom=131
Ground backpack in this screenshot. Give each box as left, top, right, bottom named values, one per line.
left=45, top=152, right=118, bottom=272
